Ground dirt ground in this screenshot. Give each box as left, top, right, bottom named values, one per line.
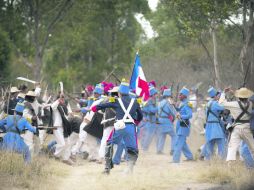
left=50, top=151, right=226, bottom=190
left=45, top=129, right=224, bottom=190
left=3, top=112, right=252, bottom=190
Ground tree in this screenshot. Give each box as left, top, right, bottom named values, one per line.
left=240, top=0, right=254, bottom=90
left=0, top=27, right=11, bottom=84
left=160, top=0, right=240, bottom=88
left=43, top=0, right=149, bottom=90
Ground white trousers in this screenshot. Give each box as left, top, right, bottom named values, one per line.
left=61, top=132, right=79, bottom=159
left=72, top=122, right=88, bottom=155
left=83, top=133, right=100, bottom=159
left=22, top=131, right=34, bottom=151
left=39, top=129, right=46, bottom=145
left=53, top=126, right=71, bottom=160
left=227, top=125, right=254, bottom=161
left=98, top=126, right=114, bottom=159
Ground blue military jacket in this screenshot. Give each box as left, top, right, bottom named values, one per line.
left=142, top=98, right=158, bottom=123
left=0, top=115, right=36, bottom=134
left=96, top=95, right=143, bottom=122
left=205, top=99, right=225, bottom=141
left=0, top=115, right=36, bottom=152
left=157, top=99, right=175, bottom=125
left=176, top=99, right=192, bottom=136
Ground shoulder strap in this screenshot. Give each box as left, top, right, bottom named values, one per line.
left=235, top=101, right=251, bottom=122
left=118, top=98, right=135, bottom=122
left=159, top=100, right=170, bottom=117
left=206, top=101, right=220, bottom=122
left=13, top=115, right=21, bottom=135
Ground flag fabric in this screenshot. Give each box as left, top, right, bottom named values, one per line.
left=130, top=53, right=149, bottom=100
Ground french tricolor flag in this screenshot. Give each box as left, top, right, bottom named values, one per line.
left=130, top=53, right=149, bottom=100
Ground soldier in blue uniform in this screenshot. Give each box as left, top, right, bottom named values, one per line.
left=156, top=89, right=176, bottom=155
left=172, top=87, right=194, bottom=163
left=91, top=80, right=143, bottom=174
left=204, top=87, right=225, bottom=159
left=141, top=86, right=158, bottom=151
left=0, top=103, right=37, bottom=163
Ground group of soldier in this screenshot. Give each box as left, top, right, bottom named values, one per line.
left=0, top=78, right=254, bottom=174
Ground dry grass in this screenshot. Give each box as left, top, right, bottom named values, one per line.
left=198, top=159, right=254, bottom=190
left=1, top=126, right=254, bottom=190
left=0, top=151, right=66, bottom=190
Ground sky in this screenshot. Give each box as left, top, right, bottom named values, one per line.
left=148, top=0, right=159, bottom=12
left=135, top=0, right=159, bottom=40
left=137, top=0, right=243, bottom=40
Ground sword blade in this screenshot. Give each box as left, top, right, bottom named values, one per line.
left=16, top=77, right=36, bottom=84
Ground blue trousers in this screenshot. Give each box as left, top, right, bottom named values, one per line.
left=113, top=140, right=126, bottom=165
left=156, top=125, right=176, bottom=153
left=206, top=138, right=225, bottom=160
left=21, top=145, right=31, bottom=163
left=173, top=135, right=193, bottom=163
left=141, top=123, right=156, bottom=151
left=1, top=140, right=31, bottom=163
left=108, top=124, right=138, bottom=160
left=240, top=142, right=254, bottom=168
left=200, top=144, right=207, bottom=158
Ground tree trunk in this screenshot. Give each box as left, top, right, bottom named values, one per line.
left=34, top=52, right=42, bottom=81
left=211, top=22, right=221, bottom=88
left=239, top=3, right=254, bottom=91
left=240, top=23, right=254, bottom=90
left=33, top=0, right=42, bottom=81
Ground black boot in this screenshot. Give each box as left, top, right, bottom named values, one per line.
left=124, top=149, right=138, bottom=174
left=103, top=143, right=114, bottom=175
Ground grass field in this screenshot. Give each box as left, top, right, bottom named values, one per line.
left=1, top=118, right=254, bottom=190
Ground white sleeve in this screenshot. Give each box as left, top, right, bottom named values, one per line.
left=219, top=92, right=236, bottom=110
left=51, top=99, right=60, bottom=110
left=23, top=108, right=32, bottom=119
left=67, top=103, right=72, bottom=113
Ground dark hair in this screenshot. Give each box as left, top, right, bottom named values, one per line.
left=110, top=92, right=118, bottom=97
left=239, top=98, right=248, bottom=102
left=25, top=96, right=35, bottom=103
left=16, top=111, right=23, bottom=116
left=19, top=84, right=28, bottom=92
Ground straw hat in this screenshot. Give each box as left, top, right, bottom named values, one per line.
left=108, top=86, right=119, bottom=93
left=234, top=87, right=254, bottom=98
left=17, top=93, right=26, bottom=99
left=25, top=91, right=36, bottom=97
left=10, top=87, right=20, bottom=93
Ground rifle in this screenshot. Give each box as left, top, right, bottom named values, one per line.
left=103, top=68, right=121, bottom=83
left=170, top=82, right=174, bottom=93
left=175, top=83, right=180, bottom=103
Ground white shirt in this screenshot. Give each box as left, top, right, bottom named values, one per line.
left=23, top=99, right=43, bottom=125
left=84, top=98, right=104, bottom=122
left=219, top=92, right=252, bottom=128
left=51, top=99, right=72, bottom=127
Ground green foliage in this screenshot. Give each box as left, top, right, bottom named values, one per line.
left=161, top=0, right=240, bottom=37
left=139, top=1, right=243, bottom=89
left=43, top=0, right=149, bottom=90
left=0, top=27, right=11, bottom=82
left=0, top=0, right=248, bottom=91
